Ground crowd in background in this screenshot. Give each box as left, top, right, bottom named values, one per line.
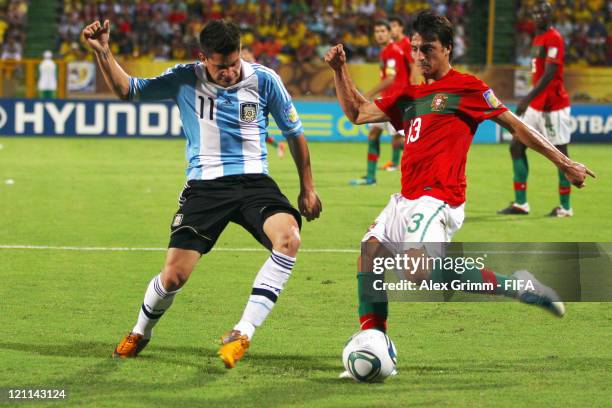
left=0, top=0, right=28, bottom=61
left=55, top=0, right=470, bottom=67
left=516, top=0, right=612, bottom=66
left=1, top=0, right=611, bottom=67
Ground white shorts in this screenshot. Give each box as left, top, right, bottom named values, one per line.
left=368, top=121, right=400, bottom=136
left=362, top=194, right=465, bottom=256
left=523, top=106, right=571, bottom=145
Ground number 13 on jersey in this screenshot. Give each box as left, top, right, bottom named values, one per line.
left=406, top=117, right=422, bottom=143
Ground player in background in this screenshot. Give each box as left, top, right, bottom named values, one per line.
left=83, top=19, right=322, bottom=368
left=326, top=11, right=594, bottom=349
left=350, top=20, right=409, bottom=185
left=37, top=50, right=57, bottom=99
left=498, top=1, right=573, bottom=217
left=241, top=44, right=286, bottom=158
left=389, top=15, right=419, bottom=86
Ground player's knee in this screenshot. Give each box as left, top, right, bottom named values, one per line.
left=359, top=238, right=383, bottom=270
left=161, top=262, right=193, bottom=291
left=273, top=226, right=301, bottom=257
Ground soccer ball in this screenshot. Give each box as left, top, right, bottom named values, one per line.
left=342, top=329, right=397, bottom=382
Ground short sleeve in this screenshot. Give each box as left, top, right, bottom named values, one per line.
left=544, top=34, right=564, bottom=65
left=386, top=47, right=406, bottom=77
left=266, top=70, right=303, bottom=138
left=459, top=78, right=508, bottom=123
left=374, top=86, right=413, bottom=131
left=384, top=56, right=398, bottom=77
left=129, top=64, right=184, bottom=101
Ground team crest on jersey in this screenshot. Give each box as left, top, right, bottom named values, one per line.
left=483, top=89, right=502, bottom=109
left=431, top=94, right=448, bottom=112
left=172, top=214, right=183, bottom=227
left=240, top=102, right=258, bottom=123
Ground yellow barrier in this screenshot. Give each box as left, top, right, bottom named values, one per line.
left=3, top=58, right=612, bottom=102
left=0, top=59, right=67, bottom=99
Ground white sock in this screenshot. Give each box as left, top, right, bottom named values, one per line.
left=132, top=274, right=180, bottom=339
left=234, top=250, right=295, bottom=339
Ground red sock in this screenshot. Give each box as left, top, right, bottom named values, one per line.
left=359, top=313, right=387, bottom=332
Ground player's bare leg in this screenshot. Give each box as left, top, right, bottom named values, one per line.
left=219, top=212, right=300, bottom=368
left=350, top=127, right=381, bottom=185
left=113, top=248, right=200, bottom=358
left=550, top=143, right=573, bottom=217
left=499, top=138, right=530, bottom=214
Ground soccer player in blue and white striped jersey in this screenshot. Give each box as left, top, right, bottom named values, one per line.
left=83, top=19, right=322, bottom=368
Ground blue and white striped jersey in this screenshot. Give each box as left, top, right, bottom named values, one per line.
left=128, top=61, right=303, bottom=180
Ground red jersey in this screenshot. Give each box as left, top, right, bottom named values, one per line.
left=395, top=36, right=415, bottom=69
left=530, top=27, right=570, bottom=111
left=379, top=42, right=409, bottom=98
left=374, top=69, right=508, bottom=206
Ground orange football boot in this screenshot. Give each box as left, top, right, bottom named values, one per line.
left=218, top=330, right=250, bottom=369
left=112, top=332, right=150, bottom=358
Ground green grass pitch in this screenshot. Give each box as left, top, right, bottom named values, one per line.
left=0, top=138, right=611, bottom=407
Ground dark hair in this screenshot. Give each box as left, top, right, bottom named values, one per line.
left=373, top=19, right=391, bottom=31
left=199, top=20, right=241, bottom=56
left=413, top=11, right=454, bottom=50
left=389, top=16, right=405, bottom=27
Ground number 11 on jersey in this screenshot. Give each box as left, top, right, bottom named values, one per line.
left=198, top=95, right=214, bottom=120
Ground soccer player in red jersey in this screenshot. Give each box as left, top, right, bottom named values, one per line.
left=326, top=11, right=594, bottom=357
left=389, top=16, right=419, bottom=86
left=350, top=20, right=409, bottom=185
left=499, top=1, right=573, bottom=217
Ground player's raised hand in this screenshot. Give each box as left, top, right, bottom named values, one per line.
left=324, top=44, right=347, bottom=71
left=563, top=161, right=596, bottom=188
left=298, top=189, right=322, bottom=222
left=82, top=20, right=111, bottom=53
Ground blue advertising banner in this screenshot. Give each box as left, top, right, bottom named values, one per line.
left=564, top=104, right=612, bottom=143
left=0, top=98, right=609, bottom=143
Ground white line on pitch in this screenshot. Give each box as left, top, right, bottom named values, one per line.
left=0, top=244, right=359, bottom=253
left=0, top=245, right=603, bottom=256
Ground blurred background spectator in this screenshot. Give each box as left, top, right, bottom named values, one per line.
left=53, top=0, right=471, bottom=69
left=516, top=0, right=611, bottom=66
left=37, top=49, right=57, bottom=98
left=0, top=0, right=27, bottom=61
left=0, top=0, right=604, bottom=69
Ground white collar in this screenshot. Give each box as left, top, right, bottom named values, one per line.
left=195, top=59, right=255, bottom=90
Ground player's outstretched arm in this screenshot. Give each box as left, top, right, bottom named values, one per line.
left=286, top=134, right=322, bottom=222
left=493, top=111, right=596, bottom=188
left=324, top=44, right=389, bottom=125
left=82, top=20, right=130, bottom=100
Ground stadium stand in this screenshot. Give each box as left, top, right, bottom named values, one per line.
left=516, top=0, right=611, bottom=66
left=0, top=0, right=28, bottom=61
left=53, top=0, right=470, bottom=65
left=3, top=0, right=610, bottom=70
